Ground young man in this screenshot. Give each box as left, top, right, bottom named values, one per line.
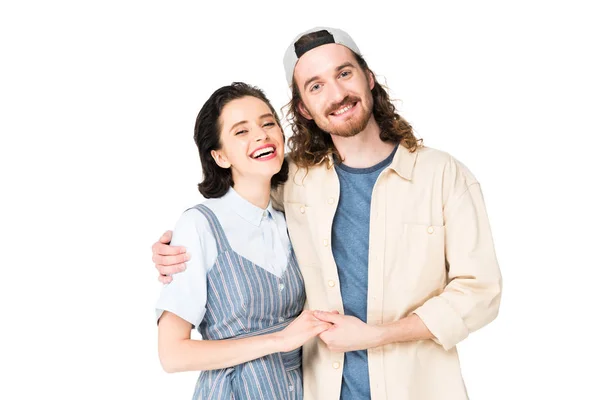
left=153, top=27, right=502, bottom=399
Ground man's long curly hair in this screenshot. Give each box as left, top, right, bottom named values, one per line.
left=284, top=37, right=421, bottom=169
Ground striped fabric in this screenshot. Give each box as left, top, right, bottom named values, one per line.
left=191, top=204, right=306, bottom=400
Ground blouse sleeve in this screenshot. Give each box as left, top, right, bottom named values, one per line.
left=155, top=208, right=218, bottom=330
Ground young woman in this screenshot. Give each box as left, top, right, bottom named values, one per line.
left=155, top=82, right=329, bottom=399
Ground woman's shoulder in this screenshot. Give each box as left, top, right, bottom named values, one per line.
left=175, top=196, right=235, bottom=241
left=171, top=200, right=224, bottom=251
left=175, top=197, right=223, bottom=234
left=180, top=197, right=224, bottom=220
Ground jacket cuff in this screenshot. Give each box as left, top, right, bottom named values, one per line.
left=413, top=296, right=469, bottom=350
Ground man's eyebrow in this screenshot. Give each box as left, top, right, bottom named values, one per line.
left=302, top=62, right=357, bottom=91
left=335, top=62, right=355, bottom=72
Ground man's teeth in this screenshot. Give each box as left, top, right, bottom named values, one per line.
left=333, top=104, right=353, bottom=115
left=252, top=147, right=275, bottom=158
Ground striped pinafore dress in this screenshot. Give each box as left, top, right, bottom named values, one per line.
left=191, top=204, right=306, bottom=400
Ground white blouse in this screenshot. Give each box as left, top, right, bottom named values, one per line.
left=155, top=188, right=291, bottom=329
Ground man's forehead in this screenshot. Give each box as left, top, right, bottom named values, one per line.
left=293, top=44, right=356, bottom=82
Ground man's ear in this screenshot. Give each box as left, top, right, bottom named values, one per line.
left=211, top=149, right=231, bottom=169
left=368, top=70, right=375, bottom=90
left=297, top=101, right=313, bottom=121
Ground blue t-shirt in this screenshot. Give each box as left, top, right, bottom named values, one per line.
left=332, top=146, right=397, bottom=400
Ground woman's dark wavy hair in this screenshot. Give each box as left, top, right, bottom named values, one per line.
left=285, top=34, right=422, bottom=168
left=194, top=82, right=289, bottom=198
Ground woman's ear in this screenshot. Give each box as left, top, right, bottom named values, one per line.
left=211, top=149, right=231, bottom=169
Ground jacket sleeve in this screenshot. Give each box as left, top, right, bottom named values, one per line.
left=413, top=157, right=502, bottom=350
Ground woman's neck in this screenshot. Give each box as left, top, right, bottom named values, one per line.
left=231, top=177, right=271, bottom=209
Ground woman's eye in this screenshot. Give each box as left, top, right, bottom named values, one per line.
left=235, top=129, right=247, bottom=135
left=263, top=122, right=276, bottom=128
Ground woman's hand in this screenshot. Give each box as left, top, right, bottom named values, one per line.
left=275, top=310, right=332, bottom=352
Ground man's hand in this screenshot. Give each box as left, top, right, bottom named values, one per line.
left=315, top=311, right=435, bottom=351
left=152, top=230, right=189, bottom=284
left=314, top=311, right=383, bottom=352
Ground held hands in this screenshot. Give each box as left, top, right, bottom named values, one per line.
left=275, top=311, right=333, bottom=353
left=313, top=311, right=384, bottom=352
left=152, top=230, right=189, bottom=284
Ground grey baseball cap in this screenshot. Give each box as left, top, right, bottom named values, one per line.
left=283, top=26, right=361, bottom=87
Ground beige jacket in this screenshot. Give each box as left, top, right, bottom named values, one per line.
left=273, top=145, right=502, bottom=399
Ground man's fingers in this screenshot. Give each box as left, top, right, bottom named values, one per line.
left=314, top=321, right=333, bottom=334
left=156, top=263, right=187, bottom=276
left=314, top=310, right=343, bottom=324
left=152, top=251, right=190, bottom=266
left=160, top=230, right=173, bottom=244
left=158, top=274, right=173, bottom=284
left=318, top=329, right=332, bottom=342
left=153, top=242, right=188, bottom=257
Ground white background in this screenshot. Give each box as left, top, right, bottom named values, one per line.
left=1, top=0, right=599, bottom=399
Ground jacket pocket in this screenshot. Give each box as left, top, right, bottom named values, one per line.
left=400, top=223, right=447, bottom=290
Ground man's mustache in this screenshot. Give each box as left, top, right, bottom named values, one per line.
left=325, top=96, right=360, bottom=115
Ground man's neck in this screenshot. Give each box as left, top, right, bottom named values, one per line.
left=331, top=116, right=396, bottom=168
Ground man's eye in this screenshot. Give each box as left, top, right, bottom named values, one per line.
left=310, top=83, right=322, bottom=92
left=340, top=71, right=351, bottom=78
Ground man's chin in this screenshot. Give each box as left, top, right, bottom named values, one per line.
left=329, top=129, right=361, bottom=138
left=322, top=110, right=371, bottom=138
left=326, top=120, right=369, bottom=138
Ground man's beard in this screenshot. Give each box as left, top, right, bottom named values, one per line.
left=321, top=95, right=373, bottom=137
